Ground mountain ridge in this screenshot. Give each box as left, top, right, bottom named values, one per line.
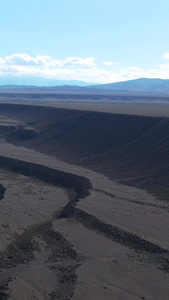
left=90, top=78, right=169, bottom=94
left=0, top=78, right=169, bottom=94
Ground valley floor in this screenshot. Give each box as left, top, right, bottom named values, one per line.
left=0, top=141, right=169, bottom=300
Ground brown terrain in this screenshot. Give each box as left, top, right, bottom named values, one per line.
left=0, top=93, right=169, bottom=300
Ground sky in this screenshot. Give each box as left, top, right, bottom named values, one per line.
left=0, top=0, right=169, bottom=84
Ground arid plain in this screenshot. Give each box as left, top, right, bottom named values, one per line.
left=0, top=93, right=169, bottom=300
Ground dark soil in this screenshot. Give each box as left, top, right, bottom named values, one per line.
left=0, top=103, right=169, bottom=298
left=0, top=103, right=169, bottom=200
left=0, top=215, right=82, bottom=300
left=0, top=155, right=91, bottom=299
left=0, top=184, right=6, bottom=200
left=0, top=155, right=92, bottom=201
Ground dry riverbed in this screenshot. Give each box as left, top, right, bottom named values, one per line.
left=0, top=141, right=169, bottom=299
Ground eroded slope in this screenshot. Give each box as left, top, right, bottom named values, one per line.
left=0, top=103, right=169, bottom=200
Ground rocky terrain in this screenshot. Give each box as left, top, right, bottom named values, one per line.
left=0, top=102, right=169, bottom=299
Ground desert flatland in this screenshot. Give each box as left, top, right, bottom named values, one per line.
left=0, top=101, right=169, bottom=300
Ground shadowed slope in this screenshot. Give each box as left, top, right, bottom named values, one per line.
left=0, top=183, right=6, bottom=200
left=0, top=103, right=169, bottom=200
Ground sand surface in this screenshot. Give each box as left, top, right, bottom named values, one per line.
left=0, top=169, right=68, bottom=250
left=41, top=100, right=169, bottom=117
left=0, top=139, right=169, bottom=299
left=55, top=218, right=169, bottom=300
left=1, top=95, right=169, bottom=117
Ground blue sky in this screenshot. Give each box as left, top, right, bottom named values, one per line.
left=0, top=0, right=169, bottom=84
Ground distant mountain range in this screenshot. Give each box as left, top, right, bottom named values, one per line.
left=90, top=78, right=169, bottom=94
left=0, top=78, right=169, bottom=94
left=0, top=76, right=96, bottom=87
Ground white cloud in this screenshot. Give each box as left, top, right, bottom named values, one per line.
left=64, top=56, right=96, bottom=66
left=102, top=61, right=116, bottom=66
left=50, top=56, right=96, bottom=67
left=0, top=52, right=169, bottom=83
left=5, top=53, right=51, bottom=66
left=163, top=52, right=169, bottom=60
left=49, top=59, right=63, bottom=67
left=0, top=57, right=5, bottom=64
left=4, top=54, right=96, bottom=68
